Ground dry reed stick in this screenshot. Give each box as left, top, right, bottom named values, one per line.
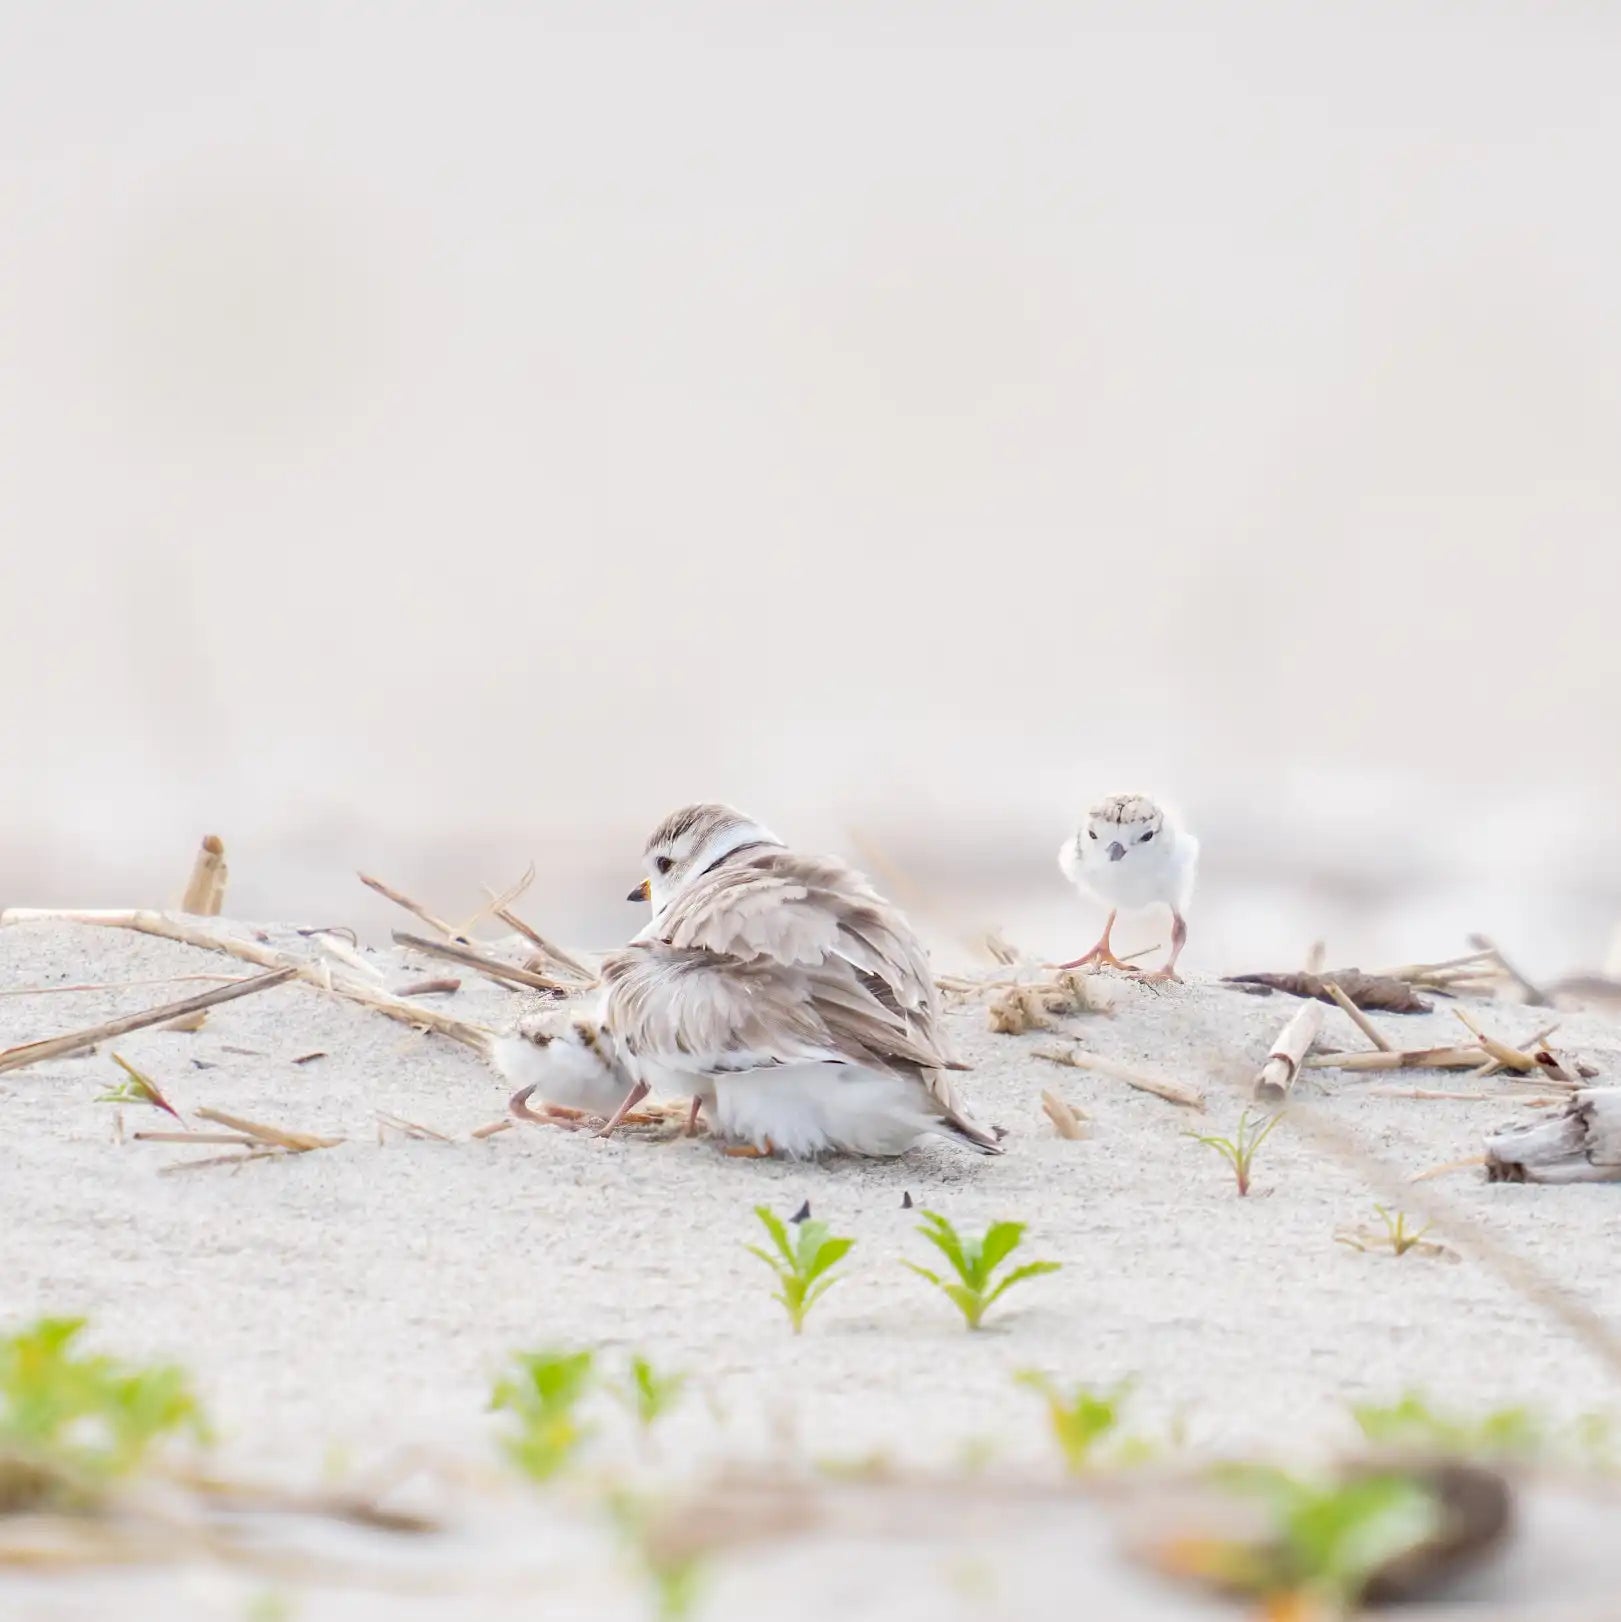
left=1254, top=999, right=1323, bottom=1103
left=194, top=1106, right=342, bottom=1152
left=390, top=930, right=572, bottom=995
left=1040, top=1090, right=1088, bottom=1139
left=0, top=973, right=242, bottom=1000
left=1032, top=1044, right=1204, bottom=1109
left=179, top=834, right=228, bottom=916
left=395, top=977, right=461, bottom=998
left=0, top=910, right=495, bottom=1055
left=356, top=873, right=459, bottom=938
left=1323, top=981, right=1392, bottom=1051
left=0, top=966, right=297, bottom=1075
left=492, top=906, right=597, bottom=981
left=1307, top=1045, right=1494, bottom=1073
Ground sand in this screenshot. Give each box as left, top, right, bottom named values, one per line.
left=4, top=917, right=1621, bottom=1618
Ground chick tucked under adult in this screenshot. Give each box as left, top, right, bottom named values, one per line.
left=540, top=802, right=1004, bottom=1159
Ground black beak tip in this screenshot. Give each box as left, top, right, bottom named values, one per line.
left=1107, top=842, right=1126, bottom=862
left=626, top=887, right=646, bottom=903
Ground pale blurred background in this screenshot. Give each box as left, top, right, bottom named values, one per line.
left=2, top=0, right=1618, bottom=975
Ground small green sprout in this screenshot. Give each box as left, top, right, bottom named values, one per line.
left=1186, top=1109, right=1281, bottom=1196
left=489, top=1348, right=596, bottom=1483
left=904, top=1212, right=1060, bottom=1330
left=0, top=1316, right=209, bottom=1498
left=745, top=1206, right=854, bottom=1334
left=1336, top=1207, right=1454, bottom=1260
left=95, top=1053, right=183, bottom=1123
left=1016, top=1373, right=1137, bottom=1473
left=614, top=1354, right=688, bottom=1431
left=604, top=1488, right=707, bottom=1622
left=1351, top=1392, right=1545, bottom=1458
left=1198, top=1464, right=1442, bottom=1612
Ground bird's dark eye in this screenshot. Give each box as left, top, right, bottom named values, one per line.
left=1140, top=830, right=1155, bottom=843
left=1088, top=830, right=1098, bottom=840
left=655, top=855, right=673, bottom=875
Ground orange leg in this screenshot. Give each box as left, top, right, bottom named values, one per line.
left=684, top=1096, right=704, bottom=1137
left=1055, top=910, right=1140, bottom=973
left=595, top=1080, right=651, bottom=1139
left=509, top=1087, right=591, bottom=1130
left=1144, top=911, right=1187, bottom=982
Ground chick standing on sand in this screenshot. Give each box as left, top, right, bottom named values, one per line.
left=1056, top=794, right=1198, bottom=982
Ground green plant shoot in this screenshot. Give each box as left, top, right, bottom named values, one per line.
left=745, top=1206, right=854, bottom=1334
left=489, top=1348, right=597, bottom=1482
left=0, top=1316, right=209, bottom=1489
left=904, top=1212, right=1060, bottom=1330
left=1186, top=1109, right=1281, bottom=1196
left=1208, top=1463, right=1442, bottom=1610
left=615, top=1354, right=688, bottom=1431
left=1016, top=1373, right=1136, bottom=1472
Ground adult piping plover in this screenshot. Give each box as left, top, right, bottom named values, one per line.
left=489, top=1006, right=637, bottom=1128
left=609, top=802, right=1003, bottom=1159
left=1056, top=793, right=1198, bottom=981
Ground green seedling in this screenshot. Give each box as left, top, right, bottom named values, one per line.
left=1336, top=1207, right=1454, bottom=1261
left=904, top=1212, right=1060, bottom=1330
left=745, top=1206, right=854, bottom=1334
left=489, top=1348, right=596, bottom=1483
left=1351, top=1392, right=1549, bottom=1459
left=614, top=1354, right=688, bottom=1431
left=1016, top=1373, right=1139, bottom=1473
left=604, top=1488, right=708, bottom=1622
left=1186, top=1109, right=1281, bottom=1196
left=0, top=1316, right=209, bottom=1500
left=95, top=1053, right=183, bottom=1123
left=1197, top=1463, right=1442, bottom=1613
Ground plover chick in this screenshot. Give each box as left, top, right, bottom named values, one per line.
left=611, top=802, right=1003, bottom=1160
left=489, top=1006, right=641, bottom=1129
left=1056, top=793, right=1198, bottom=981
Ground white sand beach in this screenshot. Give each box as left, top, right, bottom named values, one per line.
left=4, top=915, right=1620, bottom=1618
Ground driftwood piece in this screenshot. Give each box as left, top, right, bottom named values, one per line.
left=1253, top=999, right=1323, bottom=1102
left=1225, top=969, right=1429, bottom=1014
left=0, top=910, right=495, bottom=1055
left=1485, top=1089, right=1621, bottom=1184
left=1032, top=1044, right=1204, bottom=1110
left=179, top=834, right=228, bottom=916
left=0, top=967, right=297, bottom=1076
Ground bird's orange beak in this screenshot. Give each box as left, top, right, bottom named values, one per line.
left=627, top=878, right=651, bottom=903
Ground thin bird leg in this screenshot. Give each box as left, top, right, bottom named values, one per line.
left=508, top=1086, right=593, bottom=1131
left=1055, top=911, right=1139, bottom=972
left=1144, top=911, right=1188, bottom=983
left=684, top=1095, right=704, bottom=1137
left=595, top=1079, right=652, bottom=1139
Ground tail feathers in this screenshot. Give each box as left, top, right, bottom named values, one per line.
left=937, top=1109, right=1006, bottom=1155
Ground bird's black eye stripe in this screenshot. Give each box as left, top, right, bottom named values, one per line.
left=1088, top=830, right=1098, bottom=840
left=1140, top=830, right=1155, bottom=843
left=655, top=855, right=674, bottom=875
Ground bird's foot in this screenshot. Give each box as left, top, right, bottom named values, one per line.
left=1052, top=949, right=1140, bottom=974
left=722, top=1139, right=776, bottom=1159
